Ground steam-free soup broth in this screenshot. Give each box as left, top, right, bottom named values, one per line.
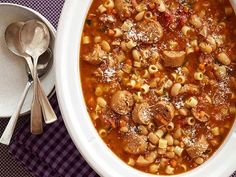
left=80, top=0, right=236, bottom=175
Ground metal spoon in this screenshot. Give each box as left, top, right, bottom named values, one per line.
left=5, top=21, right=56, bottom=134
left=20, top=20, right=51, bottom=134
left=0, top=49, right=52, bottom=145
left=5, top=22, right=57, bottom=121
left=37, top=49, right=57, bottom=124
left=5, top=22, right=57, bottom=125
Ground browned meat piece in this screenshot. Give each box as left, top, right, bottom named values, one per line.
left=199, top=54, right=214, bottom=65
left=192, top=108, right=210, bottom=122
left=115, top=0, right=132, bottom=18
left=123, top=132, right=148, bottom=155
left=155, top=101, right=175, bottom=121
left=110, top=90, right=134, bottom=115
left=136, top=19, right=163, bottom=44
left=180, top=84, right=200, bottom=94
left=99, top=108, right=119, bottom=128
left=132, top=102, right=152, bottom=125
left=186, top=135, right=209, bottom=158
left=163, top=51, right=186, bottom=67
left=83, top=44, right=107, bottom=65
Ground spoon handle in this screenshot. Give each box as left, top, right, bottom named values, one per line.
left=0, top=82, right=31, bottom=145
left=31, top=56, right=43, bottom=135
left=37, top=77, right=57, bottom=124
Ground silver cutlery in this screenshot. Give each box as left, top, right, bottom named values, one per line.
left=5, top=22, right=57, bottom=126
left=19, top=20, right=51, bottom=134
left=1, top=20, right=57, bottom=142
left=0, top=50, right=52, bottom=145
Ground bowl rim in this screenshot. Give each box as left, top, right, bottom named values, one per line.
left=55, top=0, right=236, bottom=177
left=0, top=2, right=56, bottom=118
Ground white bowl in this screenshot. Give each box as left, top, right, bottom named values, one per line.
left=55, top=0, right=236, bottom=176
left=0, top=3, right=55, bottom=118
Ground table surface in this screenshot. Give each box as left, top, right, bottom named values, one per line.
left=0, top=116, right=33, bottom=177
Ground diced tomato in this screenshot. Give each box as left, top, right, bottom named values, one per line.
left=160, top=11, right=174, bottom=28
left=199, top=63, right=206, bottom=71
left=179, top=15, right=188, bottom=27
left=108, top=29, right=115, bottom=36
left=176, top=5, right=190, bottom=27
left=170, top=159, right=177, bottom=167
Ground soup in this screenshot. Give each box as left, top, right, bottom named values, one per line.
left=80, top=0, right=236, bottom=175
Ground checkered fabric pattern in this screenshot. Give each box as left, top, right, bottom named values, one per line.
left=0, top=0, right=235, bottom=177
left=0, top=0, right=63, bottom=27
left=9, top=95, right=99, bottom=177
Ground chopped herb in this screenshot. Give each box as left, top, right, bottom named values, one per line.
left=97, top=26, right=108, bottom=33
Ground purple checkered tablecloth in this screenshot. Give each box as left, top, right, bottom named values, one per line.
left=0, top=0, right=235, bottom=177
left=9, top=98, right=99, bottom=177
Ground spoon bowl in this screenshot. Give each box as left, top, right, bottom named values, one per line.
left=4, top=22, right=27, bottom=58
left=27, top=48, right=53, bottom=78
left=20, top=20, right=50, bottom=59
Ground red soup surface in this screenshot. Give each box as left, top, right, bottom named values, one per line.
left=80, top=0, right=236, bottom=175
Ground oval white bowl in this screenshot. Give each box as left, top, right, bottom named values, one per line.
left=55, top=0, right=236, bottom=176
